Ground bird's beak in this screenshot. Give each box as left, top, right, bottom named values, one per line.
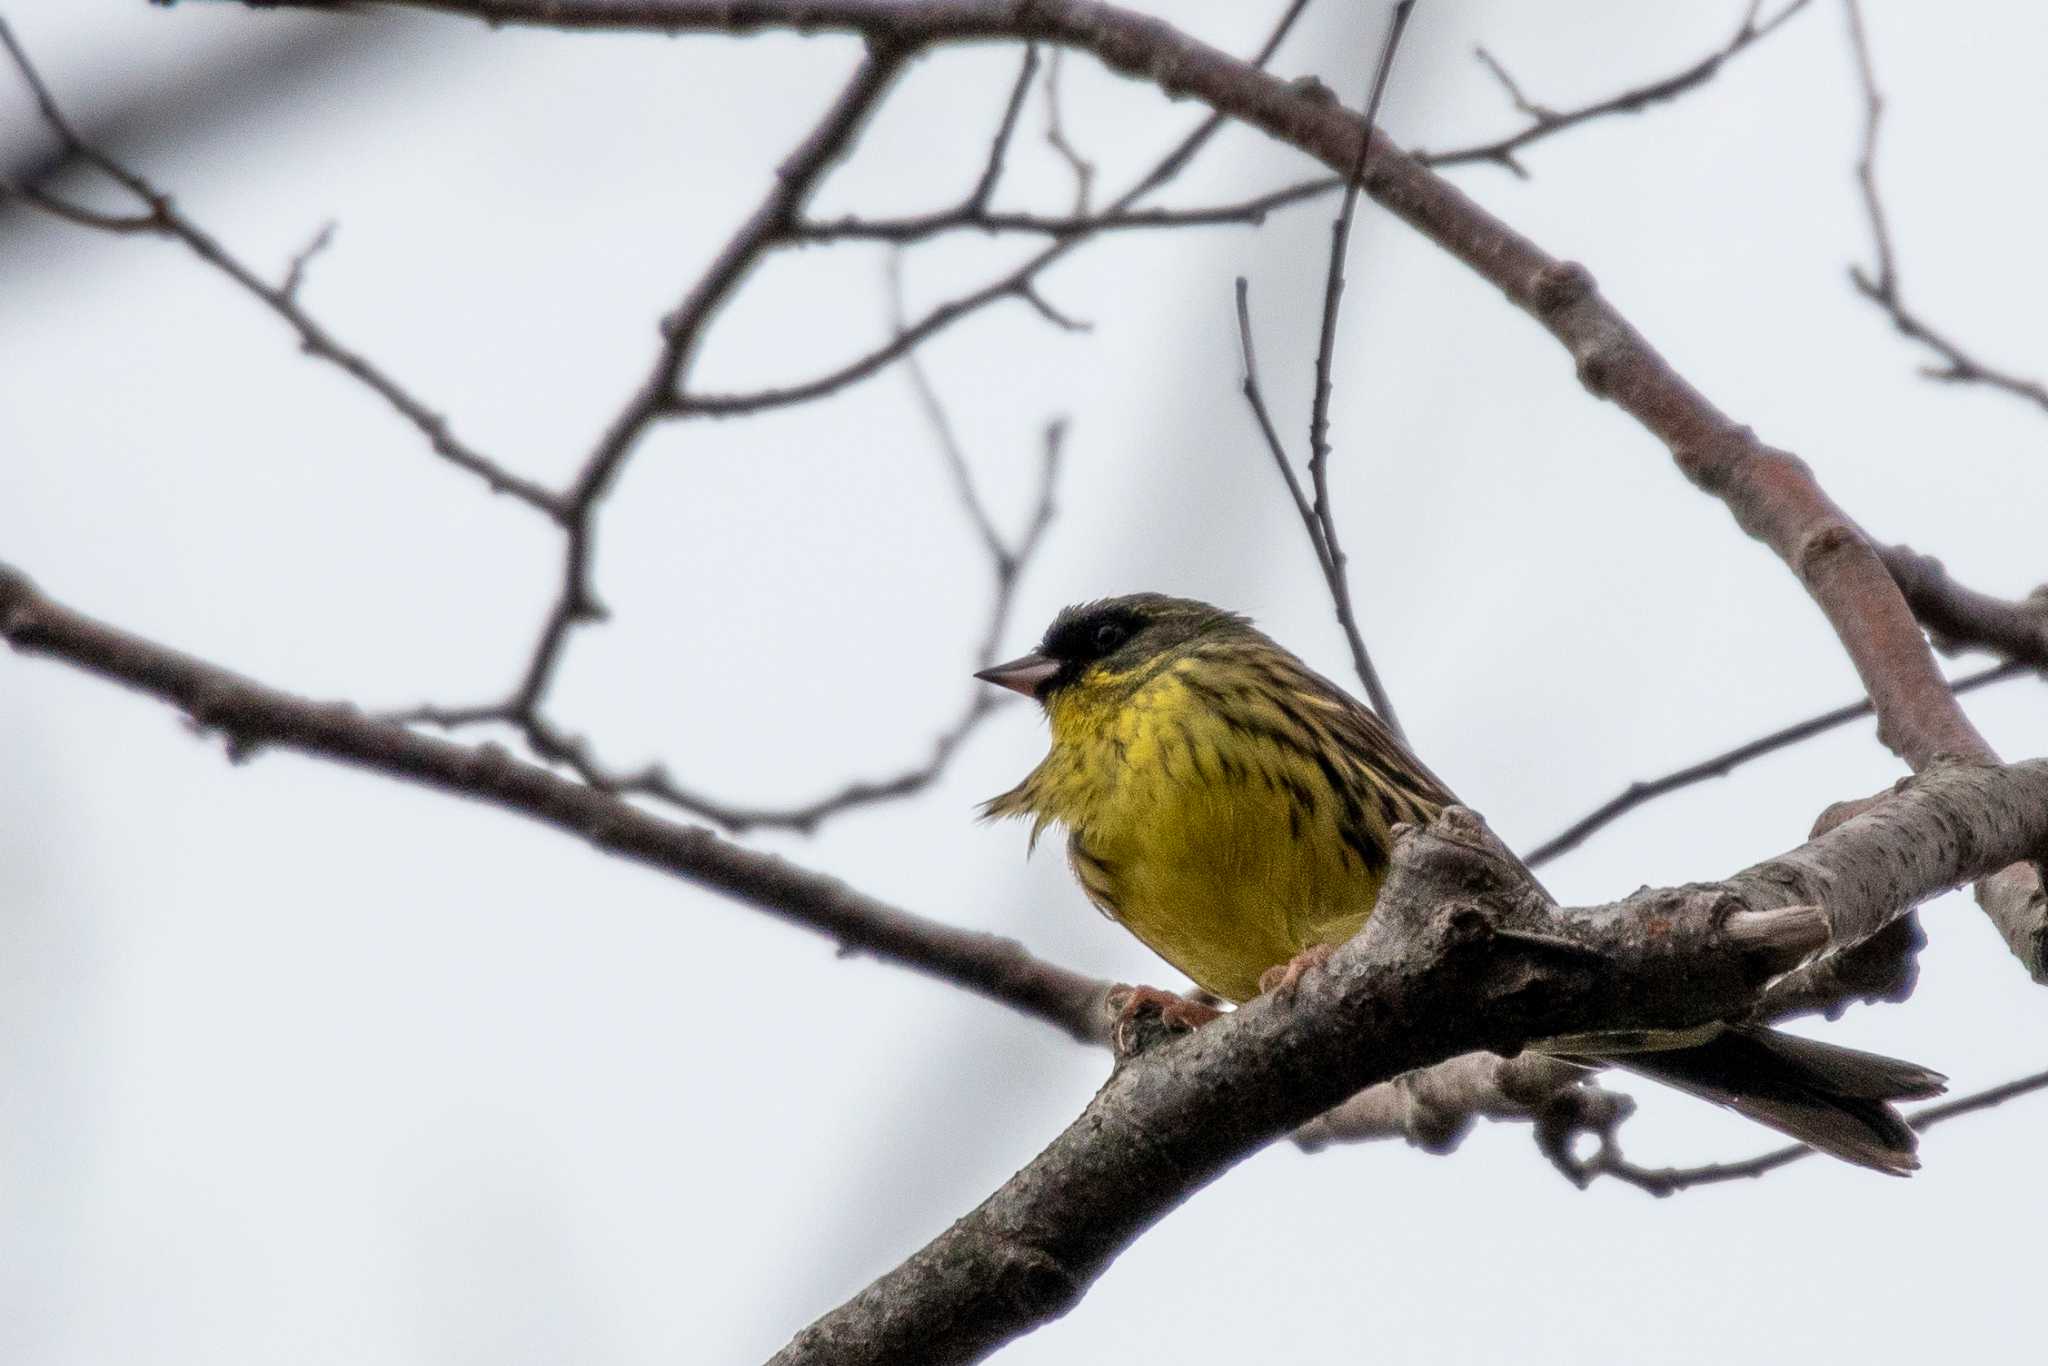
left=975, top=652, right=1060, bottom=698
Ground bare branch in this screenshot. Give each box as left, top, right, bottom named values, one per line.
left=967, top=44, right=1039, bottom=213
left=501, top=49, right=908, bottom=728
left=28, top=541, right=2041, bottom=1357
left=1418, top=0, right=1815, bottom=176
left=231, top=0, right=2048, bottom=977
left=1234, top=278, right=1325, bottom=562
left=891, top=253, right=1011, bottom=568
left=793, top=175, right=1340, bottom=244
left=1882, top=545, right=2048, bottom=667
left=0, top=562, right=1114, bottom=1044
left=279, top=219, right=336, bottom=301
left=0, top=18, right=561, bottom=516
left=1295, top=1052, right=1609, bottom=1153
left=1842, top=0, right=2048, bottom=415
left=1298, top=0, right=1414, bottom=736
left=392, top=260, right=1068, bottom=835
left=1040, top=47, right=1095, bottom=214
left=1525, top=660, right=2031, bottom=869
left=370, top=0, right=1321, bottom=837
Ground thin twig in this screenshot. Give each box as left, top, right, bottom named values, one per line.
left=1566, top=1064, right=2048, bottom=1196
left=967, top=44, right=1040, bottom=213
left=1525, top=660, right=2031, bottom=869
left=696, top=0, right=1320, bottom=413
left=0, top=18, right=562, bottom=516
left=280, top=219, right=336, bottom=301
left=1234, top=278, right=1326, bottom=564
left=891, top=251, right=1011, bottom=568
left=374, top=0, right=1328, bottom=837
left=1041, top=47, right=1095, bottom=214
left=793, top=175, right=1341, bottom=243
left=1302, top=0, right=1414, bottom=736
left=1842, top=0, right=2048, bottom=414
left=1418, top=0, right=1814, bottom=177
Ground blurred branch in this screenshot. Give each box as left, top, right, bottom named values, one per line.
left=1417, top=0, right=1815, bottom=176
left=0, top=16, right=398, bottom=216
left=1881, top=545, right=2048, bottom=669
left=0, top=561, right=1115, bottom=1044
left=967, top=43, right=1038, bottom=213
left=502, top=50, right=907, bottom=744
left=1040, top=47, right=1095, bottom=214
left=1554, top=1063, right=2048, bottom=1195
left=1843, top=0, right=2048, bottom=415
left=1298, top=0, right=1413, bottom=737
left=0, top=18, right=561, bottom=515
left=1295, top=1051, right=1618, bottom=1154
left=792, top=175, right=1340, bottom=244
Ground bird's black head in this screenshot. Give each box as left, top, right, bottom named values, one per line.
left=975, top=593, right=1251, bottom=702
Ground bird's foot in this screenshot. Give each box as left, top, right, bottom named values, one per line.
left=1106, top=984, right=1223, bottom=1058
left=1257, top=943, right=1337, bottom=1001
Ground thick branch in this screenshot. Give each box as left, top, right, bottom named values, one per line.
left=0, top=563, right=1113, bottom=1044
left=775, top=770, right=2048, bottom=1363
left=1881, top=545, right=2048, bottom=669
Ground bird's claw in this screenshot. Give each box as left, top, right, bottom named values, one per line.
left=1257, top=943, right=1337, bottom=1001
left=1106, top=984, right=1223, bottom=1057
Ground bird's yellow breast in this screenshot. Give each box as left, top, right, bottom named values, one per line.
left=1002, top=658, right=1386, bottom=1002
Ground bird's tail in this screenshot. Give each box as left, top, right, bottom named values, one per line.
left=1562, top=1025, right=1946, bottom=1174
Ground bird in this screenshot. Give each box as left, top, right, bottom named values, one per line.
left=976, top=592, right=1945, bottom=1173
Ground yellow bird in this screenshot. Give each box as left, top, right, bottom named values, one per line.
left=979, top=593, right=1943, bottom=1172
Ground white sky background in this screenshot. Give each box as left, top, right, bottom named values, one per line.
left=4, top=1, right=2047, bottom=1361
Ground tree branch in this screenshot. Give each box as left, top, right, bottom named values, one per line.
left=270, top=0, right=1997, bottom=771
left=773, top=769, right=2048, bottom=1363
left=378, top=0, right=1320, bottom=834
left=0, top=562, right=1114, bottom=1044
left=0, top=18, right=561, bottom=515
left=1415, top=0, right=1815, bottom=176
left=113, top=5, right=2048, bottom=1340
left=1560, top=1063, right=2048, bottom=1196
left=1842, top=0, right=2048, bottom=415
left=793, top=174, right=1341, bottom=244
left=1299, top=0, right=1413, bottom=735
left=4, top=563, right=2026, bottom=1212
left=1524, top=659, right=2030, bottom=870
left=1881, top=545, right=2048, bottom=669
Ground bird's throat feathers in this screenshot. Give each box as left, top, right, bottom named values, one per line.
left=979, top=656, right=1170, bottom=851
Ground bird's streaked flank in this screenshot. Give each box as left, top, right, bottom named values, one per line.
left=978, top=593, right=1944, bottom=1173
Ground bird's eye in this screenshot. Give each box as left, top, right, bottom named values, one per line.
left=1093, top=622, right=1126, bottom=653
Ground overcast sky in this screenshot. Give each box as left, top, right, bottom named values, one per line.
left=5, top=2, right=2047, bottom=1362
